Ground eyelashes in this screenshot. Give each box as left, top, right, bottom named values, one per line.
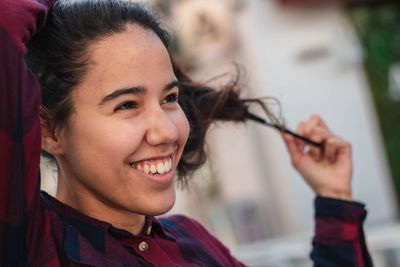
left=115, top=101, right=138, bottom=111
left=114, top=92, right=180, bottom=112
left=162, top=92, right=179, bottom=104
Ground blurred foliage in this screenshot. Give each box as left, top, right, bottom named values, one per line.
left=346, top=3, right=400, bottom=210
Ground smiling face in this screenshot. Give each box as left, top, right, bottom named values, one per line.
left=48, top=24, right=189, bottom=230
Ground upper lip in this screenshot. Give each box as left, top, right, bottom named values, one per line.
left=130, top=153, right=174, bottom=164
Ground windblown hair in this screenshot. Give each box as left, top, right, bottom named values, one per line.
left=174, top=66, right=280, bottom=182
left=25, top=0, right=280, bottom=185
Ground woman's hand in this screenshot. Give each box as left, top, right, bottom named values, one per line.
left=282, top=115, right=352, bottom=200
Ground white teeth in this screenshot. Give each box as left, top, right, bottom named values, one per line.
left=166, top=158, right=172, bottom=171
left=132, top=157, right=173, bottom=175
left=157, top=163, right=166, bottom=174
left=150, top=164, right=157, bottom=174
left=164, top=161, right=169, bottom=172
left=143, top=164, right=150, bottom=174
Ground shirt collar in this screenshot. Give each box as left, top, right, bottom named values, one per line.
left=41, top=191, right=112, bottom=231
left=41, top=191, right=174, bottom=240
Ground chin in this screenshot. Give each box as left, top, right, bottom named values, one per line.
left=145, top=201, right=175, bottom=216
left=142, top=190, right=176, bottom=216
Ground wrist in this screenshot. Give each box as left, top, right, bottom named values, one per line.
left=316, top=189, right=352, bottom=201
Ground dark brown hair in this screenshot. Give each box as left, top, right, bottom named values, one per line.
left=174, top=66, right=280, bottom=182
left=25, top=0, right=279, bottom=185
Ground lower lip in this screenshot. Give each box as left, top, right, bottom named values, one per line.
left=130, top=167, right=175, bottom=187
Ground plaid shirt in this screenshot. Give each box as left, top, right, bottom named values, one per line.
left=0, top=0, right=373, bottom=266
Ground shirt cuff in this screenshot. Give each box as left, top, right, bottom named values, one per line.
left=315, top=196, right=367, bottom=222
left=314, top=197, right=367, bottom=242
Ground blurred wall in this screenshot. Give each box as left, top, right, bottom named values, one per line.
left=167, top=0, right=398, bottom=247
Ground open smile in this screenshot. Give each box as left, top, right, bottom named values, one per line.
left=130, top=156, right=173, bottom=175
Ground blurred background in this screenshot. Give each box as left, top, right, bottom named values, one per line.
left=41, top=0, right=400, bottom=266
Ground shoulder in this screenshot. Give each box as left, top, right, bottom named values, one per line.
left=159, top=214, right=221, bottom=247
left=160, top=215, right=226, bottom=254
left=159, top=214, right=221, bottom=243
left=160, top=215, right=246, bottom=267
left=160, top=214, right=208, bottom=233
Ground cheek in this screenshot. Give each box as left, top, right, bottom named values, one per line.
left=176, top=109, right=190, bottom=146
left=64, top=115, right=145, bottom=163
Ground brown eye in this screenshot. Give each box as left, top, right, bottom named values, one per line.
left=115, top=101, right=138, bottom=111
left=163, top=92, right=179, bottom=104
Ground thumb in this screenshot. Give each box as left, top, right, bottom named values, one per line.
left=282, top=133, right=303, bottom=167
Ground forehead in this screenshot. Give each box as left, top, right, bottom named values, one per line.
left=89, top=23, right=169, bottom=75
left=77, top=24, right=173, bottom=97
left=91, top=24, right=164, bottom=61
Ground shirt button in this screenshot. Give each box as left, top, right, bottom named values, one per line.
left=138, top=241, right=149, bottom=252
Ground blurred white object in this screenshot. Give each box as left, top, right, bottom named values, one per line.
left=234, top=223, right=400, bottom=267
left=389, top=63, right=400, bottom=101
left=172, top=0, right=234, bottom=64
left=40, top=156, right=57, bottom=196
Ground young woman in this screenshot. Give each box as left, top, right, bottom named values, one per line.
left=0, top=0, right=373, bottom=266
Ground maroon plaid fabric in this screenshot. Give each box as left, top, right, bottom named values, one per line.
left=0, top=0, right=373, bottom=266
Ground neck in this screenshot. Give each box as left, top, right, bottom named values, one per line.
left=56, top=172, right=146, bottom=235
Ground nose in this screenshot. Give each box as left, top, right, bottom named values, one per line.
left=145, top=106, right=179, bottom=146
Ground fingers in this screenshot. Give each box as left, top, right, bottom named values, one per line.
left=306, top=127, right=329, bottom=162
left=324, top=137, right=336, bottom=163
left=282, top=133, right=303, bottom=167
left=303, top=114, right=329, bottom=133
left=297, top=119, right=330, bottom=162
left=283, top=115, right=351, bottom=166
left=291, top=115, right=344, bottom=163
left=324, top=136, right=351, bottom=163
left=283, top=121, right=326, bottom=167
left=296, top=122, right=307, bottom=152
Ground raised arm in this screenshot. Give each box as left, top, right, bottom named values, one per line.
left=282, top=115, right=373, bottom=267
left=311, top=197, right=373, bottom=267
left=0, top=0, right=52, bottom=265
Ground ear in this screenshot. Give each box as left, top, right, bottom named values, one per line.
left=41, top=119, right=65, bottom=156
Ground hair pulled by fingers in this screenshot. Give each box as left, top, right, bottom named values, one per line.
left=174, top=64, right=282, bottom=184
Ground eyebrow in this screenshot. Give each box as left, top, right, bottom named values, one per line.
left=98, top=80, right=179, bottom=106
